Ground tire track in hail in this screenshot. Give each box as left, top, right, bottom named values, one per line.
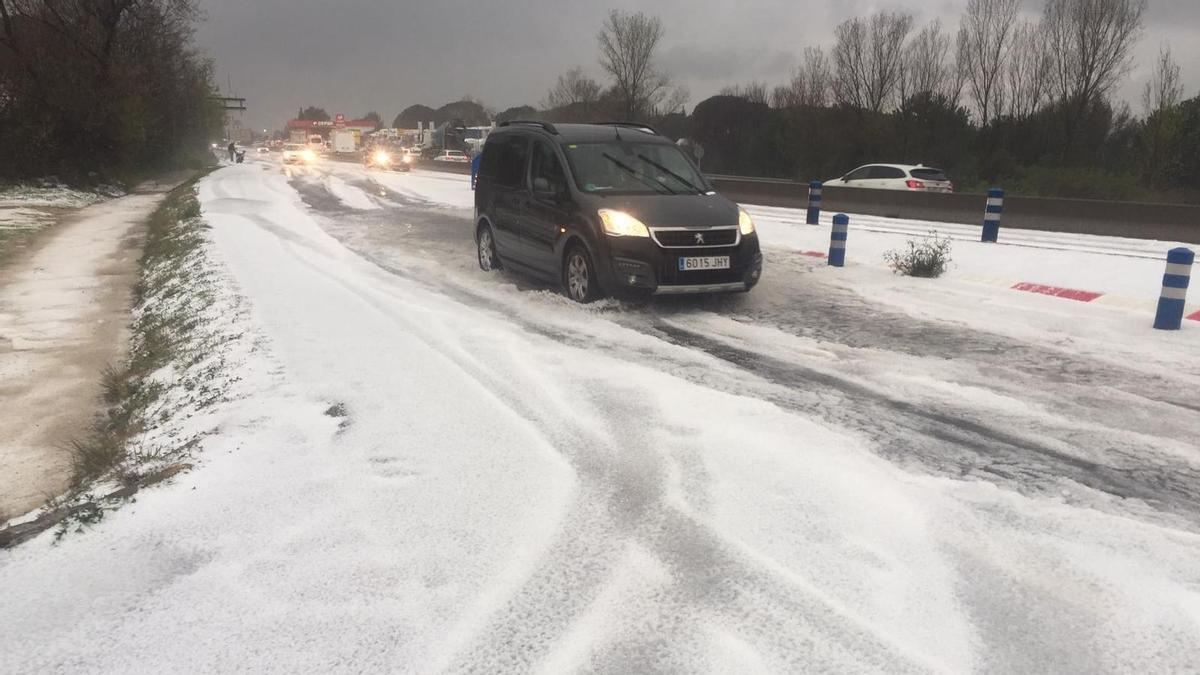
left=648, top=320, right=1200, bottom=528
left=234, top=202, right=943, bottom=670
left=293, top=189, right=1200, bottom=523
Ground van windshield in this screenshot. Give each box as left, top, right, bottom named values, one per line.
left=563, top=141, right=707, bottom=195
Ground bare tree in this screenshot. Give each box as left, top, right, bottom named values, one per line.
left=1044, top=0, right=1146, bottom=156
left=832, top=12, right=914, bottom=113
left=660, top=84, right=690, bottom=115
left=719, top=80, right=770, bottom=106
left=1044, top=0, right=1146, bottom=108
left=832, top=18, right=868, bottom=108
left=958, top=0, right=1020, bottom=125
left=597, top=10, right=670, bottom=119
left=1142, top=44, right=1182, bottom=116
left=1005, top=20, right=1053, bottom=119
left=946, top=28, right=971, bottom=109
left=906, top=20, right=953, bottom=101
left=772, top=47, right=832, bottom=108
left=1141, top=44, right=1183, bottom=186
left=544, top=67, right=602, bottom=110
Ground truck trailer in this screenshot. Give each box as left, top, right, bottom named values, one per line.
left=330, top=130, right=357, bottom=154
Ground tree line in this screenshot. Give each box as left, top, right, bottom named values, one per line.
left=0, top=0, right=223, bottom=183
left=688, top=0, right=1196, bottom=200
left=686, top=0, right=1198, bottom=201
left=389, top=3, right=1195, bottom=202
left=351, top=13, right=686, bottom=135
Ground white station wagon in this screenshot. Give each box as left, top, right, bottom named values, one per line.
left=824, top=164, right=954, bottom=193
left=433, top=149, right=470, bottom=163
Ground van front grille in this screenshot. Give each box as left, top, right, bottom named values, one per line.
left=651, top=228, right=738, bottom=248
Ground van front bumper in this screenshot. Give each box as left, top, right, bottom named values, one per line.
left=653, top=281, right=751, bottom=295
left=604, top=236, right=762, bottom=296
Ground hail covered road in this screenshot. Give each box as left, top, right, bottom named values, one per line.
left=278, top=157, right=1200, bottom=670
left=3, top=156, right=1198, bottom=673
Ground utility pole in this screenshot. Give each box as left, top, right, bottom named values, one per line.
left=209, top=95, right=247, bottom=142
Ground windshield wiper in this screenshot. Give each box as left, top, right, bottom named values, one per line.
left=601, top=153, right=675, bottom=195
left=636, top=154, right=705, bottom=194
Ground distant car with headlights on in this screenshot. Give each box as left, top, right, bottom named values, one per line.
left=282, top=143, right=316, bottom=165
left=823, top=164, right=954, bottom=193
left=364, top=146, right=411, bottom=171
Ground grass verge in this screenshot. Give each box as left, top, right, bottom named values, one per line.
left=0, top=168, right=247, bottom=548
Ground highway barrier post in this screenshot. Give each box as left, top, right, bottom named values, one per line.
left=1154, top=247, right=1194, bottom=330
left=982, top=188, right=1003, bottom=242
left=807, top=181, right=822, bottom=225
left=829, top=214, right=848, bottom=267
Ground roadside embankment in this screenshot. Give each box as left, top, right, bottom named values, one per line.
left=0, top=175, right=192, bottom=527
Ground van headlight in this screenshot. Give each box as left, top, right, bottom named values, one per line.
left=598, top=209, right=650, bottom=237
left=738, top=208, right=755, bottom=235
left=374, top=150, right=390, bottom=164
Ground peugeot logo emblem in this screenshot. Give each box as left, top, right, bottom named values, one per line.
left=694, top=233, right=706, bottom=245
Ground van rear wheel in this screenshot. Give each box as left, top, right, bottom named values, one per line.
left=564, top=246, right=600, bottom=303
left=477, top=224, right=500, bottom=272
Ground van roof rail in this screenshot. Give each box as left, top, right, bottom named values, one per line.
left=497, top=120, right=558, bottom=134
left=593, top=122, right=660, bottom=136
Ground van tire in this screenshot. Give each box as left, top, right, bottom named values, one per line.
left=477, top=223, right=501, bottom=272
left=564, top=245, right=600, bottom=303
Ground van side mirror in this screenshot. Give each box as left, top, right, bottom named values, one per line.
left=532, top=177, right=552, bottom=193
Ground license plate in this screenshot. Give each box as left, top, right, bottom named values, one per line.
left=678, top=256, right=730, bottom=271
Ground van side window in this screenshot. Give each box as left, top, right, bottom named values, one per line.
left=529, top=140, right=566, bottom=193
left=479, top=141, right=501, bottom=180
left=495, top=136, right=529, bottom=189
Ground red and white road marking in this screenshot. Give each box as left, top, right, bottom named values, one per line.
left=1010, top=283, right=1103, bottom=303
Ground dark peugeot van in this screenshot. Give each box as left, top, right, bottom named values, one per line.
left=474, top=121, right=762, bottom=302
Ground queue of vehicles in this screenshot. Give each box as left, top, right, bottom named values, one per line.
left=257, top=134, right=424, bottom=171
left=254, top=122, right=957, bottom=304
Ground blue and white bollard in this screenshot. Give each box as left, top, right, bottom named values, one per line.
left=829, top=214, right=848, bottom=267
left=807, top=181, right=822, bottom=225
left=1153, top=247, right=1194, bottom=330
left=982, top=188, right=1003, bottom=242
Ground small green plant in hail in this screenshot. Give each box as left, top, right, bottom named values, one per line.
left=884, top=230, right=953, bottom=278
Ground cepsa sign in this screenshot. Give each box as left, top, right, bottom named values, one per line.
left=334, top=113, right=346, bottom=126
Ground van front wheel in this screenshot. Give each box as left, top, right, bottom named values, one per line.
left=564, top=246, right=600, bottom=303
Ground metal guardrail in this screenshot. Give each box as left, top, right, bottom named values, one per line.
left=706, top=174, right=1200, bottom=244
left=414, top=163, right=1199, bottom=244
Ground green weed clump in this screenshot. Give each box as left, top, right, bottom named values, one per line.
left=884, top=231, right=953, bottom=278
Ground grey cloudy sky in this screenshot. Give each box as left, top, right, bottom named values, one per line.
left=195, top=0, right=1200, bottom=130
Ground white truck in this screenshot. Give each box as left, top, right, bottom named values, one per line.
left=330, top=130, right=357, bottom=154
